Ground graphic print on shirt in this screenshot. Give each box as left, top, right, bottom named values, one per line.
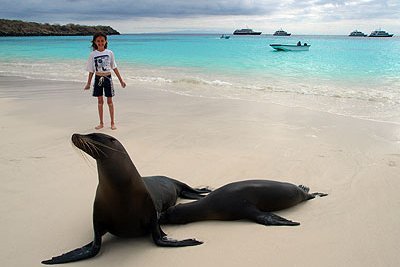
left=94, top=55, right=111, bottom=72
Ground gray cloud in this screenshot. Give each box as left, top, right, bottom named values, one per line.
left=312, top=0, right=399, bottom=20
left=0, top=0, right=276, bottom=20
left=278, top=0, right=400, bottom=21
left=0, top=0, right=399, bottom=22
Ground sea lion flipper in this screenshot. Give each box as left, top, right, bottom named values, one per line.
left=311, top=192, right=328, bottom=197
left=175, top=179, right=212, bottom=199
left=42, top=228, right=103, bottom=265
left=155, top=236, right=203, bottom=247
left=255, top=212, right=300, bottom=226
left=151, top=221, right=203, bottom=247
left=180, top=188, right=211, bottom=199
left=41, top=241, right=101, bottom=265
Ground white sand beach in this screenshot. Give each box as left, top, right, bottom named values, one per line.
left=1, top=75, right=399, bottom=267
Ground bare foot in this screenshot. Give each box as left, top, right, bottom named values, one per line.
left=111, top=124, right=117, bottom=130
left=95, top=123, right=104, bottom=130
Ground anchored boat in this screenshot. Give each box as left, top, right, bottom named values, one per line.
left=369, top=29, right=393, bottom=37
left=349, top=30, right=367, bottom=37
left=273, top=29, right=291, bottom=36
left=270, top=43, right=310, bottom=51
left=233, top=28, right=262, bottom=35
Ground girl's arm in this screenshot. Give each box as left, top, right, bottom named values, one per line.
left=84, top=72, right=94, bottom=90
left=113, top=68, right=126, bottom=88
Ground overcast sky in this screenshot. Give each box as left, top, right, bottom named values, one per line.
left=1, top=0, right=399, bottom=34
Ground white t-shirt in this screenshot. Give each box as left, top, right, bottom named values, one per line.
left=86, top=49, right=117, bottom=74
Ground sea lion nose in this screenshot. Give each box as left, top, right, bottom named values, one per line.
left=71, top=133, right=82, bottom=144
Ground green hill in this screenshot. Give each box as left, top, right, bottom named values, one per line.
left=0, top=19, right=120, bottom=36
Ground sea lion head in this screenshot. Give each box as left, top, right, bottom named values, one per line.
left=71, top=133, right=128, bottom=160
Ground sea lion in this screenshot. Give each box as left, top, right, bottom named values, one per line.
left=160, top=180, right=327, bottom=226
left=42, top=133, right=209, bottom=265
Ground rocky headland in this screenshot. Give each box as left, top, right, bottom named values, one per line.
left=0, top=19, right=120, bottom=36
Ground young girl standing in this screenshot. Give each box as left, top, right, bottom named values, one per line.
left=84, top=32, right=126, bottom=130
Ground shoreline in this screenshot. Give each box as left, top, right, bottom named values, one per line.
left=2, top=73, right=400, bottom=126
left=1, top=76, right=400, bottom=266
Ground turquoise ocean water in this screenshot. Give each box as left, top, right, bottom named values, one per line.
left=1, top=34, right=399, bottom=123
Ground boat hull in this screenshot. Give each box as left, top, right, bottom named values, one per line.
left=233, top=32, right=262, bottom=35
left=269, top=44, right=310, bottom=51
left=349, top=34, right=367, bottom=37
left=369, top=34, right=393, bottom=37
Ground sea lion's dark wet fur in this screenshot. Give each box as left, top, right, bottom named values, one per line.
left=160, top=180, right=327, bottom=226
left=42, top=133, right=209, bottom=265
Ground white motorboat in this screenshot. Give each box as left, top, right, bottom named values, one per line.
left=269, top=43, right=310, bottom=51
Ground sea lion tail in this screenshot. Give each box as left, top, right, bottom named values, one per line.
left=298, top=185, right=328, bottom=200
left=311, top=192, right=328, bottom=198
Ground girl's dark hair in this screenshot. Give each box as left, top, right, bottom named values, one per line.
left=91, top=32, right=108, bottom=50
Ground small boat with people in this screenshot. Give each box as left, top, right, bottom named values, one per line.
left=233, top=28, right=262, bottom=35
left=270, top=41, right=310, bottom=51
left=349, top=30, right=367, bottom=37
left=220, top=34, right=230, bottom=39
left=273, top=29, right=291, bottom=36
left=369, top=29, right=393, bottom=37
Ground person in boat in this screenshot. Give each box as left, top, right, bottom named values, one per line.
left=297, top=41, right=301, bottom=46
left=304, top=43, right=307, bottom=46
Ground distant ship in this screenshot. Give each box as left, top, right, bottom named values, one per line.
left=369, top=29, right=393, bottom=37
left=273, top=29, right=291, bottom=36
left=233, top=28, right=262, bottom=35
left=349, top=30, right=367, bottom=37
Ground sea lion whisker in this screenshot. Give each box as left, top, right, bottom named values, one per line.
left=88, top=140, right=128, bottom=154
left=80, top=138, right=106, bottom=157
left=74, top=137, right=109, bottom=158
left=88, top=141, right=108, bottom=157
left=90, top=140, right=124, bottom=153
left=82, top=139, right=96, bottom=156
left=79, top=139, right=91, bottom=156
left=86, top=141, right=98, bottom=156
left=80, top=148, right=95, bottom=168
left=70, top=141, right=95, bottom=169
left=79, top=140, right=95, bottom=164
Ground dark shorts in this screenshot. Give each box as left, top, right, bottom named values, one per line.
left=93, top=75, right=114, bottom=97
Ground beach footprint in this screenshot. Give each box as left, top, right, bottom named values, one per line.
left=388, top=160, right=396, bottom=167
